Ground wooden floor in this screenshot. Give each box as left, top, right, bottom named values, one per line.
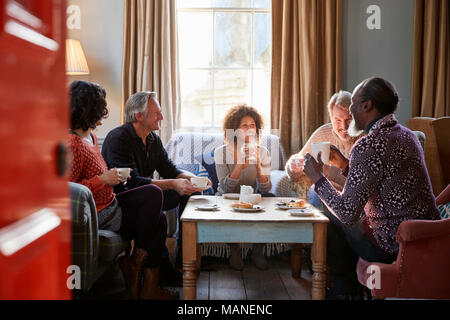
left=169, top=256, right=313, bottom=300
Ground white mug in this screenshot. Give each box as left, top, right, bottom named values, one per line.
left=117, top=168, right=131, bottom=181
left=191, top=176, right=209, bottom=189
left=239, top=185, right=254, bottom=203
left=311, top=142, right=331, bottom=165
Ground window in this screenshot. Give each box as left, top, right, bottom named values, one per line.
left=177, top=0, right=271, bottom=131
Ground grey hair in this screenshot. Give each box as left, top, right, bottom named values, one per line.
left=124, top=91, right=157, bottom=123
left=327, top=90, right=352, bottom=115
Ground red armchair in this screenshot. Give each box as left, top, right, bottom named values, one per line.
left=357, top=185, right=450, bottom=299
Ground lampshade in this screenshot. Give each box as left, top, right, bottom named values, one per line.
left=66, top=39, right=89, bottom=75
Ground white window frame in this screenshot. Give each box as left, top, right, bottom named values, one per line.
left=177, top=5, right=272, bottom=132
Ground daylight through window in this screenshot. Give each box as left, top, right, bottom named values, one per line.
left=177, top=0, right=272, bottom=130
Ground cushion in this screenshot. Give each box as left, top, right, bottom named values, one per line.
left=194, top=162, right=214, bottom=195
left=194, top=151, right=218, bottom=193
left=438, top=203, right=450, bottom=220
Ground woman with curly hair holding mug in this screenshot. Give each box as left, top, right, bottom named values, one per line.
left=214, top=104, right=272, bottom=270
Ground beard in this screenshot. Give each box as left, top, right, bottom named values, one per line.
left=348, top=118, right=364, bottom=138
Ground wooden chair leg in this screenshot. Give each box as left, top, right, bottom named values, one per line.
left=291, top=243, right=303, bottom=278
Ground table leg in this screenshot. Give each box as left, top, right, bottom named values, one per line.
left=312, top=222, right=327, bottom=300
left=182, top=221, right=198, bottom=300
left=291, top=243, right=303, bottom=278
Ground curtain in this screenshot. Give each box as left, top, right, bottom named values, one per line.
left=122, top=0, right=180, bottom=144
left=412, top=0, right=450, bottom=118
left=271, top=0, right=342, bottom=156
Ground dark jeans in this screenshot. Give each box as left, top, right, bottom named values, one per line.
left=116, top=184, right=167, bottom=268
left=162, top=190, right=191, bottom=265
left=307, top=188, right=396, bottom=293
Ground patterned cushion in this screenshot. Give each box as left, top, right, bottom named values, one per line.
left=194, top=162, right=214, bottom=195
left=438, top=203, right=450, bottom=219
left=194, top=151, right=218, bottom=193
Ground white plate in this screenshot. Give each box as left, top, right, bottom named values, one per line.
left=276, top=203, right=308, bottom=210
left=232, top=205, right=264, bottom=213
left=195, top=204, right=220, bottom=211
left=223, top=193, right=240, bottom=200
left=288, top=209, right=315, bottom=217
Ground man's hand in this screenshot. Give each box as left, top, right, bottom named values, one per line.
left=303, top=153, right=325, bottom=184
left=329, top=144, right=349, bottom=171
left=172, top=178, right=201, bottom=196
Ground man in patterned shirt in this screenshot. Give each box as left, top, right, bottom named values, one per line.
left=303, top=77, right=440, bottom=299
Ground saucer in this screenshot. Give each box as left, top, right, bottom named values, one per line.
left=195, top=204, right=220, bottom=211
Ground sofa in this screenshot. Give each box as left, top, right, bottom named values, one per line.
left=165, top=132, right=296, bottom=258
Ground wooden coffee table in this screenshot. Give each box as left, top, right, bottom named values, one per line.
left=181, top=195, right=329, bottom=300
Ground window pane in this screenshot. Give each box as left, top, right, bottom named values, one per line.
left=253, top=0, right=271, bottom=9
left=178, top=0, right=213, bottom=8
left=214, top=13, right=251, bottom=67
left=180, top=70, right=213, bottom=127
left=253, top=69, right=271, bottom=126
left=178, top=12, right=213, bottom=68
left=254, top=13, right=271, bottom=68
left=214, top=70, right=251, bottom=127
left=212, top=0, right=252, bottom=8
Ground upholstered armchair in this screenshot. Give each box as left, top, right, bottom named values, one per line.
left=407, top=117, right=450, bottom=196
left=356, top=185, right=450, bottom=299
left=70, top=182, right=128, bottom=295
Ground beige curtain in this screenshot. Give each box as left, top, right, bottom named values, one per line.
left=271, top=0, right=342, bottom=156
left=122, top=0, right=180, bottom=144
left=412, top=0, right=450, bottom=118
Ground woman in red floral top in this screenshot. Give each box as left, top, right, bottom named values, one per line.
left=67, top=81, right=177, bottom=300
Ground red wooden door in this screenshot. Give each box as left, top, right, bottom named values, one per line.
left=0, top=0, right=71, bottom=299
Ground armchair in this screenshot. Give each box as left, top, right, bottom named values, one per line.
left=356, top=185, right=450, bottom=299
left=70, top=182, right=128, bottom=295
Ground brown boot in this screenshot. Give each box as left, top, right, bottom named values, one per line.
left=118, top=247, right=148, bottom=299
left=140, top=268, right=179, bottom=300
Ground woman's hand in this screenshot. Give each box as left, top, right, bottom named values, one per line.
left=99, top=168, right=122, bottom=186
left=329, top=145, right=349, bottom=171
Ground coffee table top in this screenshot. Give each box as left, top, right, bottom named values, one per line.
left=181, top=196, right=329, bottom=223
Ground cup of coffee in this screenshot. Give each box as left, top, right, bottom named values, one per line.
left=311, top=142, right=331, bottom=165
left=117, top=168, right=131, bottom=181
left=191, top=176, right=209, bottom=189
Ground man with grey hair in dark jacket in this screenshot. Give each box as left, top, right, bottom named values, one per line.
left=102, top=91, right=211, bottom=287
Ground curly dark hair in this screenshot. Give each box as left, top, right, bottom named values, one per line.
left=222, top=104, right=264, bottom=144
left=70, top=81, right=108, bottom=131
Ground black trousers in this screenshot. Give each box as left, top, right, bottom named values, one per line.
left=115, top=184, right=167, bottom=268
left=307, top=188, right=396, bottom=293
left=162, top=190, right=191, bottom=265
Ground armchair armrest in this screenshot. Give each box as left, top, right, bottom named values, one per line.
left=356, top=257, right=399, bottom=299
left=396, top=218, right=450, bottom=243
left=69, top=182, right=100, bottom=291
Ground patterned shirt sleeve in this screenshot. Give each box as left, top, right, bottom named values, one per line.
left=314, top=136, right=383, bottom=225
